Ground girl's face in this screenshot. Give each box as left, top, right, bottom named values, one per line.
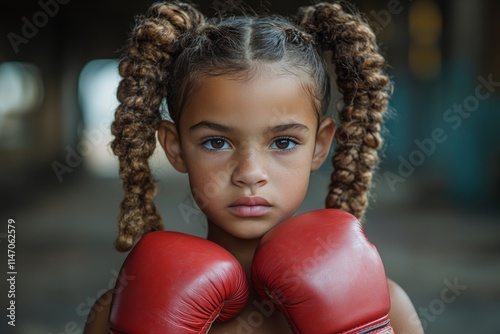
left=159, top=70, right=335, bottom=240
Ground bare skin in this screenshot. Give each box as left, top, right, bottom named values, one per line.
left=84, top=72, right=424, bottom=334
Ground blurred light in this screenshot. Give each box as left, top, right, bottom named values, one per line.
left=409, top=0, right=442, bottom=80
left=409, top=44, right=442, bottom=80
left=409, top=0, right=442, bottom=44
left=78, top=59, right=176, bottom=178
left=0, top=62, right=44, bottom=149
left=0, top=62, right=44, bottom=116
left=78, top=59, right=120, bottom=177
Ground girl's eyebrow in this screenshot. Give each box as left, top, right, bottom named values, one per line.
left=190, top=121, right=233, bottom=133
left=269, top=123, right=309, bottom=133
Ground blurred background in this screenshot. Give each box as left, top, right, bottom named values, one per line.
left=0, top=0, right=499, bottom=333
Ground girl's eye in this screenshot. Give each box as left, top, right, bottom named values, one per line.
left=202, top=138, right=231, bottom=150
left=271, top=138, right=298, bottom=150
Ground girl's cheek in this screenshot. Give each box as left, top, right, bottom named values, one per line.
left=272, top=149, right=313, bottom=169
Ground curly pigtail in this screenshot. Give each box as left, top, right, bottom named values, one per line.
left=298, top=2, right=391, bottom=221
left=111, top=2, right=205, bottom=251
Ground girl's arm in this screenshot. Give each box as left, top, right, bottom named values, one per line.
left=388, top=279, right=425, bottom=334
left=83, top=289, right=112, bottom=334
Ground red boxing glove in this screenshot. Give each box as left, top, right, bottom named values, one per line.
left=252, top=209, right=393, bottom=334
left=109, top=231, right=249, bottom=333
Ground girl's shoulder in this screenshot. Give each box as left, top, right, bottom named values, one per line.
left=83, top=289, right=112, bottom=334
left=387, top=278, right=425, bottom=334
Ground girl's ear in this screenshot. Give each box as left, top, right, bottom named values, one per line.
left=311, top=117, right=336, bottom=172
left=158, top=121, right=188, bottom=173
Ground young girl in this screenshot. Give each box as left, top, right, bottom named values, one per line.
left=84, top=1, right=424, bottom=333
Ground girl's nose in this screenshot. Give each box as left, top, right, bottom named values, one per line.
left=231, top=148, right=268, bottom=189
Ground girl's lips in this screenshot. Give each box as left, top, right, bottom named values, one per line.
left=229, top=196, right=271, bottom=217
left=229, top=196, right=271, bottom=206
left=228, top=205, right=271, bottom=217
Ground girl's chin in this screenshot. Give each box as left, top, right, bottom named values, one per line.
left=210, top=218, right=280, bottom=240
left=226, top=225, right=273, bottom=240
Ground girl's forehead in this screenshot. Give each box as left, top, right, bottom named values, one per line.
left=183, top=70, right=317, bottom=114
left=178, top=72, right=318, bottom=127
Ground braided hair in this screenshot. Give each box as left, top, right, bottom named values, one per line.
left=111, top=1, right=391, bottom=251
left=298, top=3, right=391, bottom=221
